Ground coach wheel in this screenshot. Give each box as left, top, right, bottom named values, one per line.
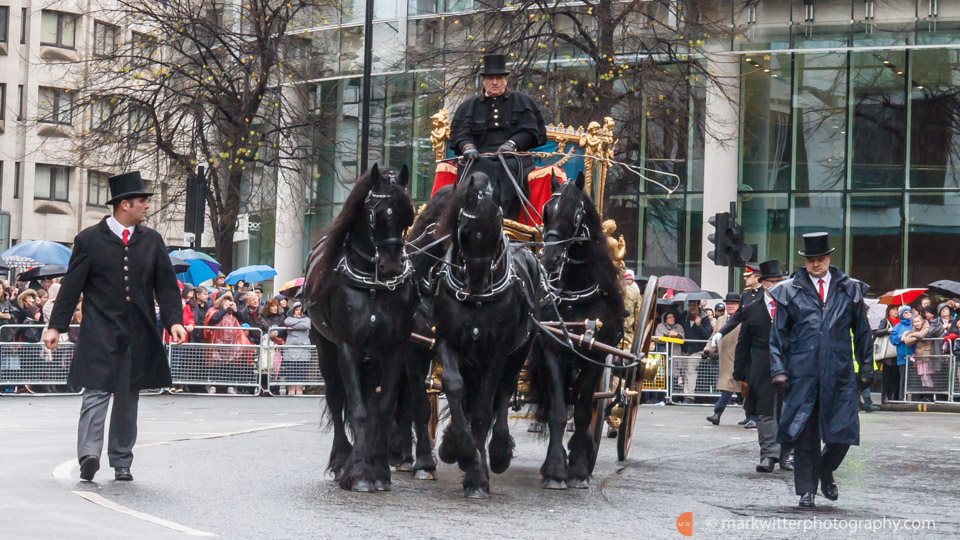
left=634, top=276, right=660, bottom=362
left=588, top=366, right=612, bottom=474
left=617, top=366, right=640, bottom=461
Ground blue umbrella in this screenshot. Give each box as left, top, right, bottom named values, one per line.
left=177, top=258, right=217, bottom=286
left=2, top=240, right=72, bottom=267
left=225, top=265, right=277, bottom=285
left=168, top=249, right=221, bottom=272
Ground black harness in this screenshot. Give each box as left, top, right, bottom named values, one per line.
left=541, top=191, right=599, bottom=305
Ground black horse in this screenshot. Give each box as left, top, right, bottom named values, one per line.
left=532, top=173, right=625, bottom=489
left=387, top=185, right=456, bottom=481
left=432, top=172, right=542, bottom=498
left=303, top=164, right=417, bottom=492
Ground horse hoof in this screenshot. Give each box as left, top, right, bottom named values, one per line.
left=464, top=487, right=489, bottom=499
left=396, top=462, right=414, bottom=473
left=374, top=480, right=391, bottom=492
left=567, top=478, right=589, bottom=489
left=351, top=479, right=375, bottom=493
left=542, top=479, right=567, bottom=490
left=414, top=470, right=437, bottom=481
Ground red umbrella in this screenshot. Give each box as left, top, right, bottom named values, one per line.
left=878, top=288, right=927, bottom=306
left=657, top=275, right=700, bottom=292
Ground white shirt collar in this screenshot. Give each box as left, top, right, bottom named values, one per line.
left=810, top=271, right=831, bottom=297
left=106, top=216, right=135, bottom=240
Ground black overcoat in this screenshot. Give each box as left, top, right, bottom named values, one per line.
left=450, top=90, right=547, bottom=154
left=769, top=267, right=874, bottom=445
left=733, top=296, right=776, bottom=415
left=49, top=217, right=183, bottom=391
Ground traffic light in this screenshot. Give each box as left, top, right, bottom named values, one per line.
left=184, top=166, right=206, bottom=238
left=707, top=212, right=731, bottom=266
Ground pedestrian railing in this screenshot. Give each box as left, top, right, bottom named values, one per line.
left=167, top=326, right=263, bottom=394
left=903, top=337, right=954, bottom=399
left=263, top=326, right=323, bottom=396
left=665, top=339, right=714, bottom=400
left=0, top=324, right=81, bottom=395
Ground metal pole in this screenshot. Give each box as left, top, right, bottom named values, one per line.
left=359, top=0, right=375, bottom=173
left=728, top=201, right=737, bottom=293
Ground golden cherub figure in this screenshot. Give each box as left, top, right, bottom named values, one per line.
left=579, top=121, right=603, bottom=154
left=602, top=219, right=626, bottom=268
left=429, top=109, right=451, bottom=161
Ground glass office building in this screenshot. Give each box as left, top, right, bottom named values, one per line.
left=279, top=1, right=960, bottom=295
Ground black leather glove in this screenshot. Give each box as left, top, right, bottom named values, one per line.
left=462, top=144, right=479, bottom=160
left=497, top=140, right=517, bottom=154
left=858, top=377, right=873, bottom=392
left=771, top=374, right=788, bottom=389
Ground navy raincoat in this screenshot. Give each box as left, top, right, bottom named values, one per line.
left=769, top=267, right=874, bottom=445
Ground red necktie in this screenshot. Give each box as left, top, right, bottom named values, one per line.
left=818, top=279, right=825, bottom=302
left=770, top=299, right=775, bottom=319
left=122, top=229, right=130, bottom=245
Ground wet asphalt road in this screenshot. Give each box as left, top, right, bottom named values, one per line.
left=2, top=395, right=958, bottom=539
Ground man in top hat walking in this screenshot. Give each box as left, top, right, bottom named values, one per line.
left=769, top=232, right=874, bottom=508
left=450, top=54, right=547, bottom=205
left=733, top=260, right=793, bottom=473
left=43, top=171, right=187, bottom=482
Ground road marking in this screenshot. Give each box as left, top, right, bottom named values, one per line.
left=73, top=491, right=216, bottom=537
left=895, top=445, right=908, bottom=449
left=902, top=433, right=914, bottom=437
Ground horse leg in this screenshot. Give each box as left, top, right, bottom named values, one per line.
left=488, top=350, right=521, bottom=475
left=371, top=347, right=404, bottom=492
left=567, top=364, right=604, bottom=488
left=335, top=343, right=376, bottom=492
left=407, top=347, right=438, bottom=479
left=437, top=342, right=476, bottom=469
left=314, top=330, right=351, bottom=481
left=539, top=346, right=569, bottom=489
left=389, top=369, right=415, bottom=472
left=463, top=360, right=502, bottom=498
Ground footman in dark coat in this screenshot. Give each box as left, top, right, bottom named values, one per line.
left=769, top=232, right=874, bottom=508
left=44, top=171, right=186, bottom=482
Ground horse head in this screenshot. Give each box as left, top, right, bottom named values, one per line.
left=454, top=172, right=503, bottom=295
left=540, top=171, right=588, bottom=274
left=362, top=163, right=414, bottom=277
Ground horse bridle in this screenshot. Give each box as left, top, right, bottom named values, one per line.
left=340, top=180, right=413, bottom=290
left=542, top=190, right=591, bottom=285
left=445, top=190, right=513, bottom=300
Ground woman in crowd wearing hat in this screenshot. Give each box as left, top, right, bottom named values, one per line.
left=702, top=292, right=741, bottom=425
left=44, top=171, right=187, bottom=483
left=769, top=232, right=874, bottom=508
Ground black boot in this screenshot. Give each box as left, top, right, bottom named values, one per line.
left=706, top=412, right=721, bottom=425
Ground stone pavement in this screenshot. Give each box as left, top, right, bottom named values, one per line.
left=1, top=395, right=956, bottom=539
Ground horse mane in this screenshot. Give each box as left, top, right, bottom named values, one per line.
left=406, top=185, right=453, bottom=245
left=559, top=183, right=624, bottom=307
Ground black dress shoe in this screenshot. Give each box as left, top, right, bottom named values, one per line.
left=706, top=413, right=721, bottom=425
left=114, top=467, right=134, bottom=481
left=820, top=470, right=838, bottom=501
left=756, top=457, right=776, bottom=473
left=799, top=492, right=816, bottom=508
left=737, top=418, right=748, bottom=425
left=780, top=456, right=794, bottom=471
left=79, top=455, right=99, bottom=481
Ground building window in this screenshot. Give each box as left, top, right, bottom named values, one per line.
left=90, top=97, right=114, bottom=130
left=38, top=87, right=73, bottom=125
left=0, top=7, right=9, bottom=43
left=40, top=10, right=77, bottom=49
left=128, top=106, right=149, bottom=135
left=93, top=21, right=117, bottom=56
left=16, top=85, right=23, bottom=121
left=13, top=162, right=20, bottom=199
left=34, top=165, right=70, bottom=201
left=0, top=84, right=5, bottom=123
left=87, top=172, right=110, bottom=206
left=20, top=8, right=26, bottom=45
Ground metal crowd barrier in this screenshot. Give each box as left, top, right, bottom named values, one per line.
left=263, top=325, right=323, bottom=396
left=640, top=340, right=668, bottom=393
left=0, top=324, right=81, bottom=396
left=904, top=337, right=954, bottom=400
left=666, top=339, right=713, bottom=400
left=168, top=326, right=263, bottom=395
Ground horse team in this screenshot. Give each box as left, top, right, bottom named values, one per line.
left=304, top=161, right=625, bottom=498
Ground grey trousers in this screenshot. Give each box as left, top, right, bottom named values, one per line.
left=757, top=414, right=781, bottom=459
left=77, top=356, right=139, bottom=468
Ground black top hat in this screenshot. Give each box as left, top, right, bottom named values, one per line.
left=724, top=292, right=741, bottom=303
left=480, top=54, right=509, bottom=76
left=107, top=171, right=153, bottom=205
left=758, top=259, right=785, bottom=280
left=797, top=232, right=835, bottom=257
